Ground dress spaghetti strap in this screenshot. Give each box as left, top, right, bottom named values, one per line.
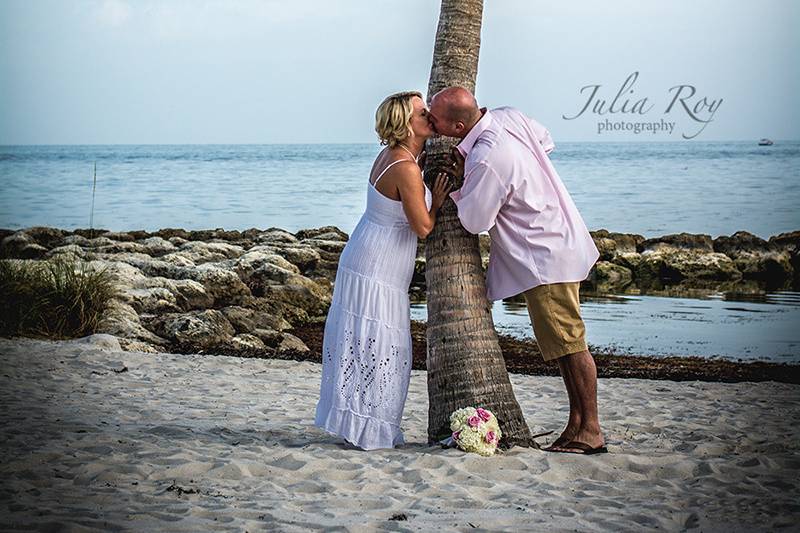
left=372, top=159, right=414, bottom=186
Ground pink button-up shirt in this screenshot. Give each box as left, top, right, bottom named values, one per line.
left=449, top=106, right=599, bottom=301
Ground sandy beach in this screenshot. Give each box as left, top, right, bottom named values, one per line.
left=0, top=335, right=798, bottom=532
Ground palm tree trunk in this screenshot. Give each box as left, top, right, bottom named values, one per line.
left=423, top=0, right=536, bottom=449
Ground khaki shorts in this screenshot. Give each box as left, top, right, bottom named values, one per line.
left=522, top=282, right=588, bottom=361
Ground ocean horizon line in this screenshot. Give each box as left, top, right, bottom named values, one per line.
left=2, top=139, right=798, bottom=147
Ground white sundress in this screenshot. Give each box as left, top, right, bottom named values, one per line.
left=314, top=157, right=432, bottom=450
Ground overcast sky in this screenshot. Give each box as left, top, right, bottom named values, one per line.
left=1, top=0, right=798, bottom=144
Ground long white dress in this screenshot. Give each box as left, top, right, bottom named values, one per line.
left=314, top=158, right=432, bottom=450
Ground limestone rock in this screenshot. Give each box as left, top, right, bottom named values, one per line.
left=118, top=338, right=162, bottom=353
left=62, top=234, right=91, bottom=246
left=587, top=261, right=633, bottom=292
left=120, top=287, right=181, bottom=314
left=140, top=236, right=176, bottom=257
left=189, top=264, right=251, bottom=306
left=1, top=232, right=48, bottom=259
left=96, top=300, right=169, bottom=346
left=187, top=229, right=243, bottom=242
left=145, top=309, right=235, bottom=350
left=102, top=231, right=136, bottom=242
left=232, top=249, right=300, bottom=281
left=714, top=231, right=793, bottom=284
left=770, top=230, right=800, bottom=287
left=169, top=241, right=245, bottom=264
left=257, top=244, right=321, bottom=272
left=243, top=261, right=330, bottom=317
left=108, top=253, right=192, bottom=280
left=412, top=256, right=426, bottom=286
left=278, top=332, right=310, bottom=353
left=153, top=228, right=191, bottom=240
left=21, top=226, right=66, bottom=249
left=227, top=333, right=268, bottom=353
left=94, top=241, right=150, bottom=255
left=592, top=236, right=618, bottom=261
left=220, top=305, right=290, bottom=334
left=252, top=327, right=284, bottom=347
left=72, top=333, right=122, bottom=351
left=134, top=277, right=214, bottom=311
left=46, top=244, right=88, bottom=260
left=295, top=226, right=349, bottom=242
left=640, top=233, right=714, bottom=253
left=254, top=228, right=299, bottom=244
left=637, top=249, right=741, bottom=283
left=84, top=236, right=117, bottom=248
left=85, top=259, right=148, bottom=288
left=613, top=252, right=643, bottom=272
left=591, top=230, right=644, bottom=259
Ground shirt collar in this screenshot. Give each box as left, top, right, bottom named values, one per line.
left=456, top=107, right=491, bottom=157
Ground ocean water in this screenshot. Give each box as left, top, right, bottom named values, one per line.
left=1, top=142, right=798, bottom=239
left=1, top=142, right=799, bottom=361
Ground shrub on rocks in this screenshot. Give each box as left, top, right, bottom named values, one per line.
left=0, top=257, right=118, bottom=339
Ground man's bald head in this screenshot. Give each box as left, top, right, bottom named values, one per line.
left=428, top=87, right=483, bottom=138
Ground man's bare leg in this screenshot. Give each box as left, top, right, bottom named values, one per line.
left=545, top=356, right=582, bottom=449
left=552, top=349, right=604, bottom=450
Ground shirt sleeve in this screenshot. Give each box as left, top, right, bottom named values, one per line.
left=527, top=116, right=555, bottom=154
left=448, top=162, right=508, bottom=234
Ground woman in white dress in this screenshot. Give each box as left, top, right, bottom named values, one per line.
left=314, top=91, right=452, bottom=450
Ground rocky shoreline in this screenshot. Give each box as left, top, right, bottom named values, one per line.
left=1, top=225, right=798, bottom=377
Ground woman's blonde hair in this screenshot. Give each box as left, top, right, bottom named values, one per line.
left=374, top=91, right=423, bottom=147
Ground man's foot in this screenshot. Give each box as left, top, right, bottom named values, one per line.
left=544, top=435, right=572, bottom=450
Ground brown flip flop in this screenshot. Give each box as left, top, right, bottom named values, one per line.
left=546, top=440, right=608, bottom=455
left=543, top=435, right=573, bottom=451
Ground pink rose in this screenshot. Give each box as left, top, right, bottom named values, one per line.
left=452, top=430, right=461, bottom=441
left=476, top=408, right=491, bottom=422
left=468, top=415, right=481, bottom=427
left=486, top=431, right=497, bottom=444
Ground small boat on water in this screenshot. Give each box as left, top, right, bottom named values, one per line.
left=758, top=138, right=774, bottom=146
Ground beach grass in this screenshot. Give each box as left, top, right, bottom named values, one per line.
left=0, top=257, right=117, bottom=339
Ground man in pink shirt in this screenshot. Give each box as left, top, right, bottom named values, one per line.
left=427, top=87, right=606, bottom=455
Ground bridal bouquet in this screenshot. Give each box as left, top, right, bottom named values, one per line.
left=447, top=406, right=502, bottom=457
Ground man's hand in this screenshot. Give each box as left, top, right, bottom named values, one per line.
left=444, top=146, right=464, bottom=179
